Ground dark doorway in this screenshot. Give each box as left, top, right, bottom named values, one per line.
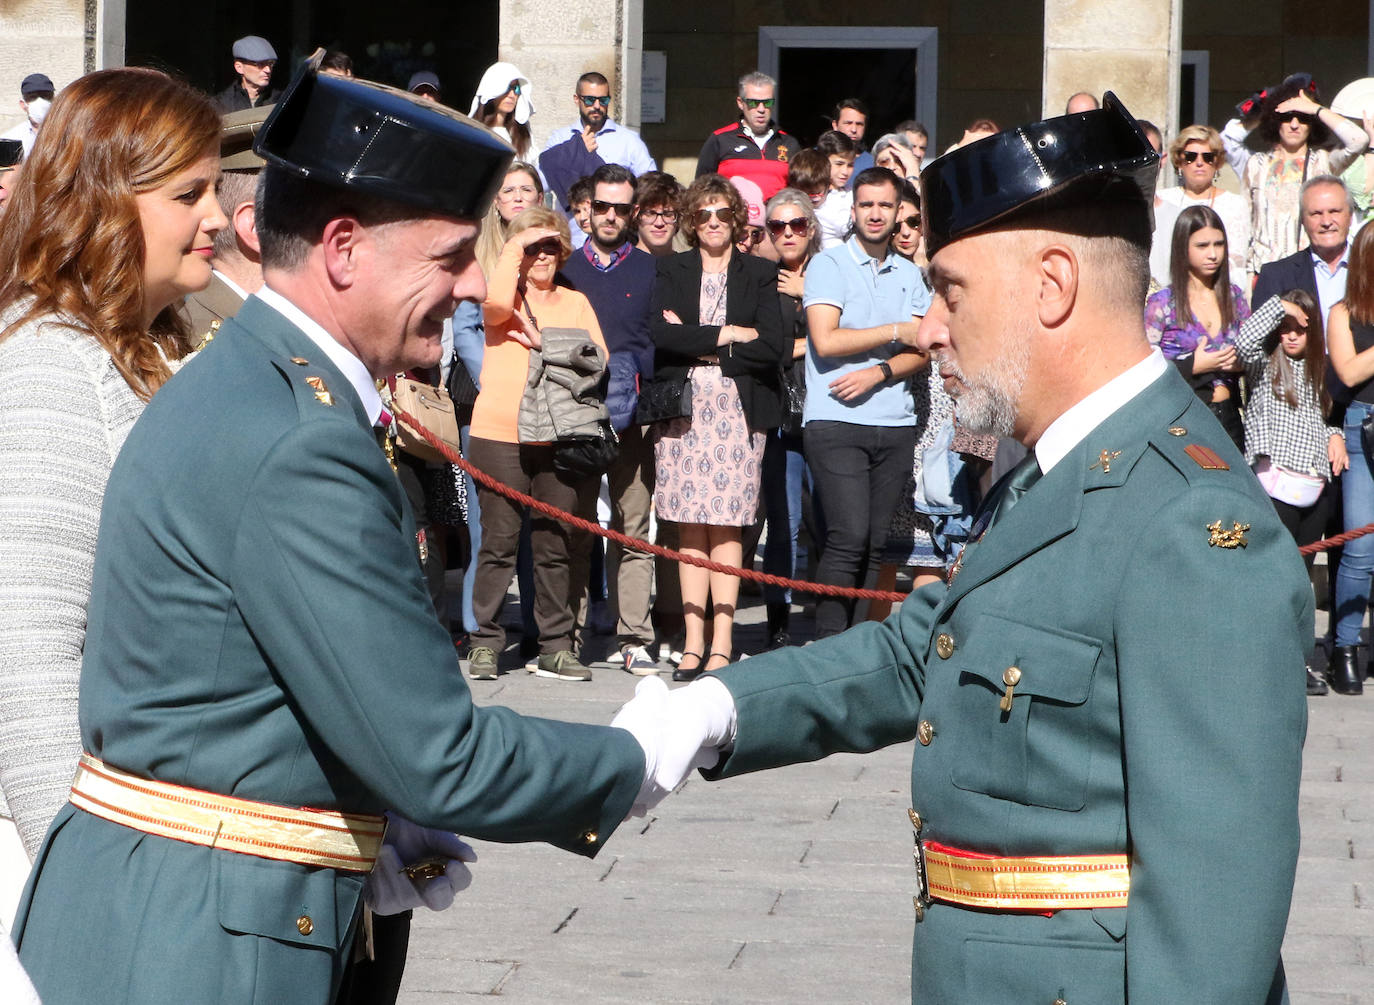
left=125, top=1, right=498, bottom=106
left=776, top=47, right=918, bottom=150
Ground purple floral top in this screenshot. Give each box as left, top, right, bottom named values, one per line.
left=1143, top=285, right=1250, bottom=392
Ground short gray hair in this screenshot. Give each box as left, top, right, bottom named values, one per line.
left=738, top=71, right=775, bottom=97
left=871, top=133, right=914, bottom=159
left=764, top=187, right=821, bottom=256
left=1300, top=174, right=1357, bottom=216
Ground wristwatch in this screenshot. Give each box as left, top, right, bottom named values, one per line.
left=878, top=360, right=894, bottom=382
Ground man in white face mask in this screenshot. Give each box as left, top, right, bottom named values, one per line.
left=0, top=73, right=54, bottom=157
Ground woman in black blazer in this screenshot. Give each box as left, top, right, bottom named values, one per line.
left=646, top=173, right=783, bottom=679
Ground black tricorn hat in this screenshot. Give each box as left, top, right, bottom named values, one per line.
left=0, top=138, right=21, bottom=169
left=254, top=62, right=514, bottom=221
left=919, top=92, right=1159, bottom=260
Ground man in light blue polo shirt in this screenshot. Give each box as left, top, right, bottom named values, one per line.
left=802, top=166, right=932, bottom=637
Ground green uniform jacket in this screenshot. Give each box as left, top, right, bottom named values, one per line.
left=710, top=367, right=1310, bottom=1003
left=13, top=297, right=644, bottom=1004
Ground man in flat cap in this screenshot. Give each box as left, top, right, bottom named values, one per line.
left=181, top=105, right=272, bottom=341
left=13, top=67, right=650, bottom=1004
left=213, top=35, right=281, bottom=113
left=618, top=95, right=1310, bottom=1002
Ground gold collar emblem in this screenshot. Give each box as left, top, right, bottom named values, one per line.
left=305, top=375, right=334, bottom=407
left=1206, top=520, right=1250, bottom=549
left=1090, top=449, right=1122, bottom=474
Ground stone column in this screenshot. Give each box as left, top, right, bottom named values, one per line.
left=1043, top=0, right=1182, bottom=139
left=499, top=0, right=644, bottom=155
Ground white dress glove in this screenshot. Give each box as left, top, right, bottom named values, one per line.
left=363, top=812, right=477, bottom=915
left=611, top=676, right=738, bottom=816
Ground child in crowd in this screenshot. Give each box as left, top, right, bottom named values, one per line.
left=786, top=148, right=831, bottom=210
left=568, top=176, right=594, bottom=238
left=813, top=130, right=856, bottom=248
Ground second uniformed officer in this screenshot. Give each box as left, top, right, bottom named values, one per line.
left=619, top=95, right=1311, bottom=1002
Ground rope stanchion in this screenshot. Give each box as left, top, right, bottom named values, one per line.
left=392, top=409, right=910, bottom=603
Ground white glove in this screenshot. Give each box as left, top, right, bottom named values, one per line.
left=612, top=676, right=738, bottom=816
left=363, top=812, right=477, bottom=915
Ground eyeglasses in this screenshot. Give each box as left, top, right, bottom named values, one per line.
left=1284, top=112, right=1317, bottom=126
left=1180, top=150, right=1218, bottom=165
left=898, top=215, right=921, bottom=231
left=498, top=184, right=538, bottom=200
left=506, top=81, right=522, bottom=96
left=523, top=238, right=562, bottom=258
left=742, top=226, right=765, bottom=246
left=592, top=199, right=633, bottom=217
left=766, top=216, right=810, bottom=237
left=741, top=97, right=775, bottom=109
left=640, top=207, right=678, bottom=223
left=578, top=94, right=611, bottom=107
left=694, top=207, right=734, bottom=226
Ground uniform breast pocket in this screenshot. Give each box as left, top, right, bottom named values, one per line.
left=948, top=614, right=1102, bottom=811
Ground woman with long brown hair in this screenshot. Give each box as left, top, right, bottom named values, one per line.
left=0, top=67, right=224, bottom=907
left=1322, top=224, right=1374, bottom=692
left=469, top=62, right=534, bottom=161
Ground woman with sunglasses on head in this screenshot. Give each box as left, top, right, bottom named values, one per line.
left=0, top=69, right=225, bottom=919
left=646, top=174, right=783, bottom=678
left=469, top=62, right=534, bottom=160
left=466, top=208, right=607, bottom=683
left=1222, top=74, right=1366, bottom=278
left=758, top=188, right=819, bottom=648
left=1145, top=205, right=1250, bottom=449
left=1149, top=125, right=1249, bottom=287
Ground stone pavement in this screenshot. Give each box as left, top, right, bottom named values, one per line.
left=398, top=595, right=1374, bottom=1003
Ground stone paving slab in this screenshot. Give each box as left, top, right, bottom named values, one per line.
left=398, top=601, right=1374, bottom=1002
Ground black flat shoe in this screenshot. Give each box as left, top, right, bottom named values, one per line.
left=672, top=652, right=703, bottom=682
left=1306, top=666, right=1329, bottom=696
left=1327, top=645, right=1363, bottom=695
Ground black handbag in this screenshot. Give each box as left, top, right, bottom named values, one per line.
left=553, top=419, right=619, bottom=478
left=779, top=362, right=806, bottom=435
left=635, top=375, right=693, bottom=424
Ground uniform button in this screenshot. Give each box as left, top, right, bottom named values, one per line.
left=1003, top=666, right=1022, bottom=687
left=296, top=915, right=314, bottom=936
left=1053, top=999, right=1068, bottom=1005
left=579, top=829, right=598, bottom=846
left=935, top=633, right=955, bottom=659
left=907, top=808, right=923, bottom=831
left=917, top=720, right=936, bottom=746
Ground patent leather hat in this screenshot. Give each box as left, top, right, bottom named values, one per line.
left=0, top=138, right=21, bottom=169
left=920, top=92, right=1159, bottom=259
left=255, top=61, right=515, bottom=221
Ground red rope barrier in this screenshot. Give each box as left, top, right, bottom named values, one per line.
left=1298, top=523, right=1374, bottom=556
left=395, top=409, right=1373, bottom=583
left=392, top=410, right=910, bottom=603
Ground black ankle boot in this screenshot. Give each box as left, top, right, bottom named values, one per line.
left=766, top=603, right=791, bottom=650
left=1327, top=645, right=1363, bottom=695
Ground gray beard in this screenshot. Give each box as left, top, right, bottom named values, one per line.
left=935, top=332, right=1029, bottom=437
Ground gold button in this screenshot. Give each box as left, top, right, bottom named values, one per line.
left=1053, top=999, right=1068, bottom=1005
left=912, top=898, right=925, bottom=922
left=296, top=915, right=313, bottom=936
left=907, top=808, right=923, bottom=831
left=917, top=720, right=936, bottom=746
left=1168, top=426, right=1187, bottom=436
left=935, top=633, right=954, bottom=659
left=1003, top=666, right=1022, bottom=687
left=579, top=829, right=598, bottom=846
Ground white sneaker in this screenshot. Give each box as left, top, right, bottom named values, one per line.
left=621, top=645, right=660, bottom=676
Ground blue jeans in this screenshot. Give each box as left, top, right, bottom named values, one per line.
left=761, top=431, right=806, bottom=605
left=1334, top=399, right=1374, bottom=645
left=458, top=425, right=479, bottom=634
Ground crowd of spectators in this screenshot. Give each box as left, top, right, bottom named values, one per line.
left=6, top=48, right=1374, bottom=724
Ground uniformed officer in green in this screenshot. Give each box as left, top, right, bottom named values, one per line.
left=13, top=67, right=647, bottom=1003
left=616, top=95, right=1311, bottom=1002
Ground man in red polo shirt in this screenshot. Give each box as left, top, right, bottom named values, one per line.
left=696, top=71, right=800, bottom=200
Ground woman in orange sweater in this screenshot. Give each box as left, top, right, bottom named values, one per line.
left=467, top=207, right=607, bottom=682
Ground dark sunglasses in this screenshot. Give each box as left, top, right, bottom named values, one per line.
left=741, top=97, right=775, bottom=109
left=898, top=215, right=921, bottom=230
left=741, top=226, right=765, bottom=246
left=592, top=199, right=634, bottom=217
left=578, top=94, right=611, bottom=107
left=641, top=207, right=678, bottom=223
left=523, top=238, right=562, bottom=258
left=1283, top=112, right=1317, bottom=126
left=505, top=81, right=522, bottom=96
left=766, top=216, right=810, bottom=237
left=1180, top=150, right=1218, bottom=164
left=694, top=207, right=734, bottom=226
